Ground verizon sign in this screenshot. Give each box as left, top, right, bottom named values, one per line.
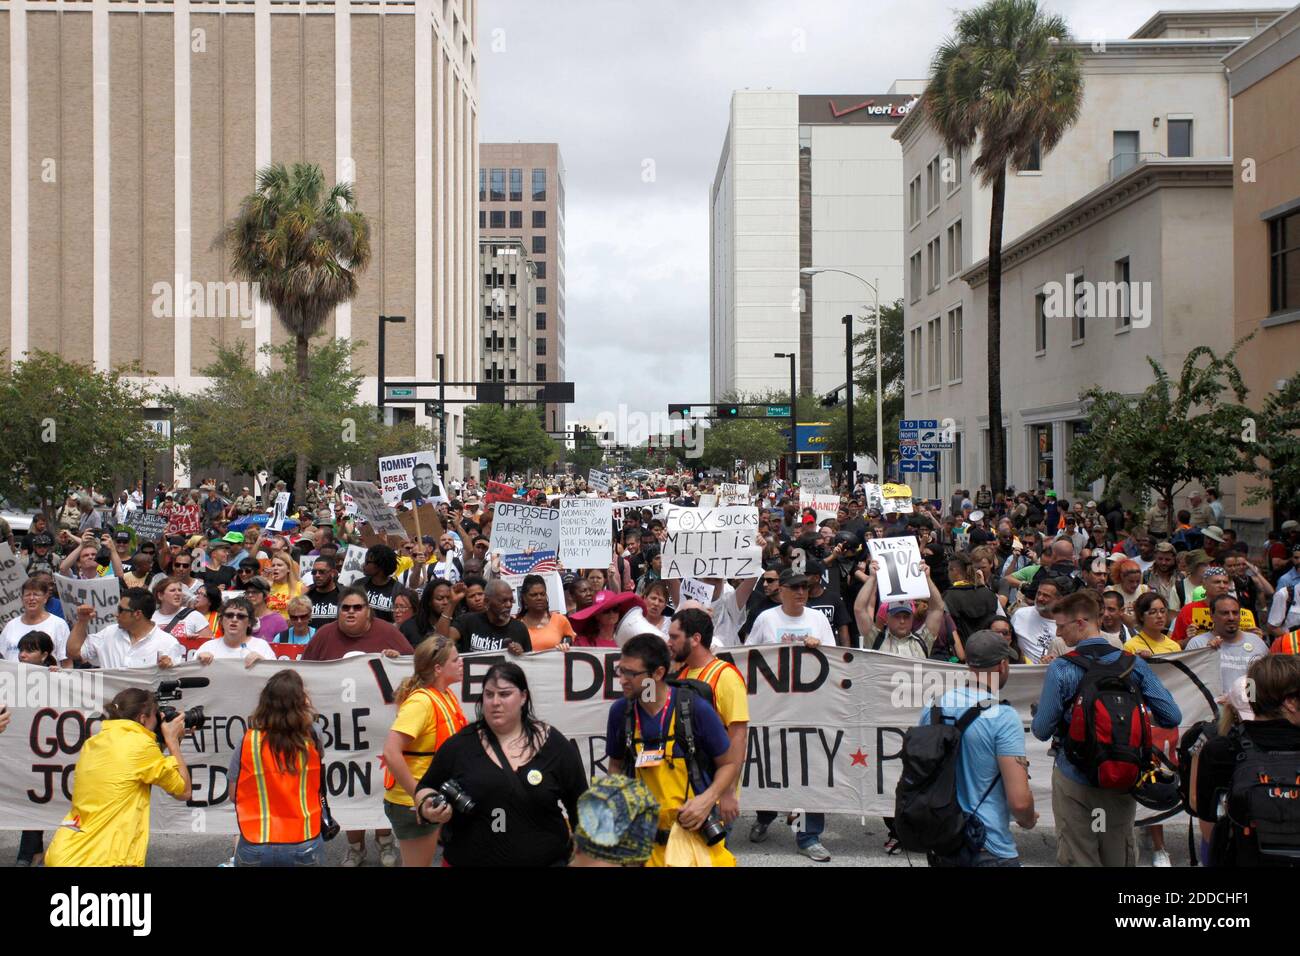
left=799, top=95, right=919, bottom=125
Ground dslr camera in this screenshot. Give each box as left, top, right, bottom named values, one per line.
left=419, top=779, right=476, bottom=820
left=153, top=679, right=206, bottom=743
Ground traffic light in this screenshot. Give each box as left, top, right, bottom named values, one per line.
left=719, top=405, right=740, bottom=418
left=669, top=404, right=692, bottom=417
left=820, top=390, right=843, bottom=409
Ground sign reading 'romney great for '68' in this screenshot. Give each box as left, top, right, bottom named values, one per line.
left=660, top=506, right=762, bottom=579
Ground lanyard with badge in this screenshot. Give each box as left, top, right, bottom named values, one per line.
left=634, top=688, right=672, bottom=769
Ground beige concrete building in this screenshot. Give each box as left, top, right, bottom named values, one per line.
left=479, top=143, right=565, bottom=434
left=0, top=0, right=481, bottom=481
left=478, top=236, right=536, bottom=402
left=1225, top=4, right=1300, bottom=526
left=896, top=9, right=1279, bottom=510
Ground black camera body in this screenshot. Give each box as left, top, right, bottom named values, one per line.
left=423, top=779, right=476, bottom=817
left=698, top=807, right=727, bottom=846
left=153, top=680, right=205, bottom=743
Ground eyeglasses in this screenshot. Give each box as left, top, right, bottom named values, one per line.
left=116, top=606, right=137, bottom=615
left=762, top=577, right=779, bottom=584
left=222, top=611, right=250, bottom=620
left=782, top=582, right=809, bottom=591
left=312, top=568, right=332, bottom=575
left=239, top=568, right=255, bottom=574
left=173, top=562, right=191, bottom=569
left=616, top=666, right=649, bottom=679
left=340, top=604, right=367, bottom=613
left=289, top=613, right=311, bottom=621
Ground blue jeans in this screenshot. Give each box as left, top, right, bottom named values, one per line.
left=930, top=848, right=1021, bottom=868
left=234, top=835, right=325, bottom=867
left=755, top=810, right=825, bottom=848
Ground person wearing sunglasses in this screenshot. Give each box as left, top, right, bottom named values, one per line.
left=195, top=597, right=274, bottom=668
left=66, top=587, right=185, bottom=669
left=737, top=563, right=783, bottom=643
left=282, top=596, right=316, bottom=645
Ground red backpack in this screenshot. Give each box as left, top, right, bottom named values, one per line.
left=1060, top=644, right=1152, bottom=790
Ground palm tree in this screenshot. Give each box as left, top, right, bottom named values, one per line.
left=224, top=162, right=371, bottom=504
left=922, top=0, right=1082, bottom=493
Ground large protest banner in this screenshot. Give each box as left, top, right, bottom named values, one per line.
left=559, top=498, right=613, bottom=568
left=178, top=636, right=306, bottom=661
left=610, top=498, right=667, bottom=522
left=660, top=506, right=761, bottom=580
left=489, top=502, right=560, bottom=554
left=339, top=480, right=408, bottom=539
left=866, top=537, right=929, bottom=602
left=0, top=648, right=1220, bottom=830
left=378, top=451, right=447, bottom=507
left=54, top=573, right=121, bottom=634
left=0, top=545, right=27, bottom=629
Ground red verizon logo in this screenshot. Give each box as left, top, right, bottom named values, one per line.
left=827, top=98, right=915, bottom=119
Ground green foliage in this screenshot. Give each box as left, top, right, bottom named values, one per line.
left=1243, top=371, right=1300, bottom=513
left=566, top=426, right=608, bottom=474
left=0, top=351, right=166, bottom=513
left=462, top=405, right=559, bottom=475
left=697, top=390, right=791, bottom=470
left=1067, top=346, right=1254, bottom=535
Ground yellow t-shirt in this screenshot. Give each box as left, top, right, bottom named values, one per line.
left=677, top=659, right=750, bottom=728
left=1124, top=632, right=1182, bottom=656
left=384, top=687, right=466, bottom=806
left=266, top=580, right=301, bottom=616
left=45, top=720, right=187, bottom=867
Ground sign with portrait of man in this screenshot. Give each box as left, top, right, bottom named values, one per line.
left=378, top=451, right=447, bottom=507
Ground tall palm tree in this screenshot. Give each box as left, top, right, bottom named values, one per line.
left=922, top=0, right=1082, bottom=493
left=225, top=162, right=371, bottom=505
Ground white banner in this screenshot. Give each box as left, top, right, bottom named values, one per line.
left=610, top=499, right=668, bottom=522
left=800, top=491, right=840, bottom=523
left=867, top=537, right=929, bottom=602
left=0, top=648, right=1221, bottom=830
left=378, top=451, right=447, bottom=507
left=54, top=574, right=121, bottom=635
left=500, top=570, right=566, bottom=617
left=489, top=503, right=561, bottom=555
left=660, top=506, right=761, bottom=580
left=586, top=469, right=611, bottom=493
left=0, top=544, right=27, bottom=630
left=340, top=480, right=408, bottom=540
left=719, top=483, right=751, bottom=506
left=558, top=498, right=613, bottom=569
left=798, top=469, right=832, bottom=492
left=338, top=545, right=368, bottom=587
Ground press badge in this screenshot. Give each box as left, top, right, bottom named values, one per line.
left=636, top=748, right=665, bottom=768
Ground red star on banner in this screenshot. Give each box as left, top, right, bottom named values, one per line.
left=850, top=748, right=869, bottom=767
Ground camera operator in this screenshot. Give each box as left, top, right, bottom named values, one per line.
left=414, top=661, right=586, bottom=866
left=44, top=688, right=192, bottom=867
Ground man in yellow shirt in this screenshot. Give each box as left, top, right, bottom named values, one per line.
left=45, top=688, right=192, bottom=867
left=668, top=607, right=748, bottom=827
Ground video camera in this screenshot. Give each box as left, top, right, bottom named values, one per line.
left=153, top=677, right=208, bottom=742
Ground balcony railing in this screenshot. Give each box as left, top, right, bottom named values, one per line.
left=1108, top=151, right=1167, bottom=180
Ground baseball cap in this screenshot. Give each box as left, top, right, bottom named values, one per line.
left=883, top=602, right=914, bottom=617
left=1202, top=525, right=1225, bottom=543
left=1283, top=519, right=1299, bottom=532
left=965, top=630, right=1018, bottom=668
left=31, top=533, right=53, bottom=548
left=803, top=557, right=827, bottom=579
left=778, top=568, right=809, bottom=587
left=222, top=531, right=245, bottom=544
left=1086, top=500, right=1097, bottom=509
left=1183, top=548, right=1211, bottom=569
left=113, top=530, right=131, bottom=542
left=1155, top=541, right=1176, bottom=553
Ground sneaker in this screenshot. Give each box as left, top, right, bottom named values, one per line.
left=798, top=841, right=831, bottom=862
left=1152, top=849, right=1172, bottom=868
left=883, top=836, right=902, bottom=855
left=341, top=843, right=366, bottom=867
left=748, top=820, right=771, bottom=843
left=377, top=838, right=399, bottom=868
left=217, top=857, right=235, bottom=868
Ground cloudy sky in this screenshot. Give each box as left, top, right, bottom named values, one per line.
left=478, top=0, right=1274, bottom=432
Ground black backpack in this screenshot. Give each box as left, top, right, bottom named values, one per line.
left=623, top=679, right=717, bottom=780
left=1176, top=718, right=1218, bottom=814
left=1224, top=732, right=1300, bottom=866
left=894, top=704, right=999, bottom=858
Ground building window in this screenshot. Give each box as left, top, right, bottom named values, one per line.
left=479, top=168, right=486, bottom=202
left=1112, top=130, right=1140, bottom=177
left=1167, top=119, right=1193, bottom=158
left=909, top=328, right=922, bottom=393
left=532, top=210, right=546, bottom=228
left=536, top=363, right=547, bottom=381
left=1033, top=424, right=1053, bottom=489
left=509, top=368, right=517, bottom=381
left=532, top=235, right=546, bottom=254
left=484, top=336, right=494, bottom=352
left=945, top=145, right=963, bottom=191
left=536, top=312, right=546, bottom=330
left=947, top=305, right=963, bottom=382
left=509, top=168, right=523, bottom=202
left=927, top=237, right=941, bottom=293
left=509, top=271, right=517, bottom=288
left=509, top=336, right=517, bottom=351
left=1268, top=209, right=1300, bottom=314
left=909, top=252, right=922, bottom=303
left=908, top=175, right=921, bottom=227
left=479, top=210, right=486, bottom=229
left=926, top=317, right=942, bottom=388
left=536, top=286, right=547, bottom=305
left=1072, top=272, right=1086, bottom=343
left=509, top=210, right=522, bottom=229
left=1114, top=257, right=1131, bottom=330
left=535, top=261, right=546, bottom=279
left=532, top=168, right=547, bottom=201
left=489, top=210, right=505, bottom=229
left=490, top=168, right=505, bottom=202
left=1034, top=292, right=1047, bottom=354
left=926, top=156, right=940, bottom=211
left=946, top=220, right=963, bottom=278
left=1022, top=139, right=1042, bottom=172
left=508, top=303, right=517, bottom=319
left=953, top=432, right=963, bottom=484
left=536, top=338, right=546, bottom=356
left=483, top=306, right=492, bottom=321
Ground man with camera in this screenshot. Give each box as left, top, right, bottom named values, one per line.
left=605, top=633, right=740, bottom=867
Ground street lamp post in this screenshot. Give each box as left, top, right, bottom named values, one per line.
left=377, top=314, right=407, bottom=410
left=801, top=268, right=881, bottom=488
left=774, top=352, right=797, bottom=480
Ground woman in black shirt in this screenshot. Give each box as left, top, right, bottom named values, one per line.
left=414, top=662, right=587, bottom=866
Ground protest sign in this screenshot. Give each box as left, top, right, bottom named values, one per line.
left=0, top=545, right=26, bottom=630
left=867, top=537, right=929, bottom=602
left=862, top=483, right=886, bottom=514
left=501, top=550, right=559, bottom=575
left=880, top=482, right=914, bottom=514
left=267, top=492, right=291, bottom=532
left=54, top=573, right=121, bottom=635
left=341, top=490, right=358, bottom=516
left=0, top=648, right=1220, bottom=830
left=164, top=503, right=202, bottom=537
left=123, top=510, right=169, bottom=543
left=178, top=636, right=306, bottom=661
left=378, top=451, right=447, bottom=507
left=559, top=498, right=613, bottom=569
left=660, top=506, right=761, bottom=580
left=800, top=491, right=840, bottom=523
left=500, top=570, right=566, bottom=617
left=340, top=480, right=408, bottom=539
left=610, top=499, right=667, bottom=522
left=397, top=504, right=444, bottom=543
left=719, top=483, right=751, bottom=505
left=587, top=469, right=611, bottom=493
left=484, top=480, right=517, bottom=506
left=697, top=493, right=718, bottom=509
left=797, top=469, right=832, bottom=492
left=338, top=545, right=369, bottom=586
left=680, top=578, right=714, bottom=606
left=489, top=502, right=560, bottom=554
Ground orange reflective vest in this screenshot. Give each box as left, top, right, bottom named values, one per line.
left=1272, top=630, right=1300, bottom=656
left=692, top=658, right=744, bottom=698
left=235, top=729, right=323, bottom=844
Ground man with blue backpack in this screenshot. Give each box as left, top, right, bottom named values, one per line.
left=1031, top=589, right=1182, bottom=867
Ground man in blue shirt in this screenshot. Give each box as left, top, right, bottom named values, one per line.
left=918, top=630, right=1037, bottom=866
left=1032, top=589, right=1181, bottom=867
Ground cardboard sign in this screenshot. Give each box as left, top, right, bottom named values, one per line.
left=610, top=499, right=667, bottom=522
left=54, top=573, right=122, bottom=635
left=697, top=494, right=718, bottom=509
left=0, top=544, right=26, bottom=630
left=267, top=492, right=291, bottom=532
left=397, top=504, right=445, bottom=544
left=660, top=506, right=762, bottom=580
left=867, top=537, right=929, bottom=602
left=797, top=469, right=832, bottom=492
left=339, top=480, right=408, bottom=540
left=378, top=450, right=447, bottom=507
left=559, top=498, right=613, bottom=569
left=123, top=510, right=169, bottom=543
left=164, top=503, right=202, bottom=536
left=587, top=469, right=611, bottom=493
left=862, top=483, right=886, bottom=514
left=489, top=502, right=561, bottom=554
